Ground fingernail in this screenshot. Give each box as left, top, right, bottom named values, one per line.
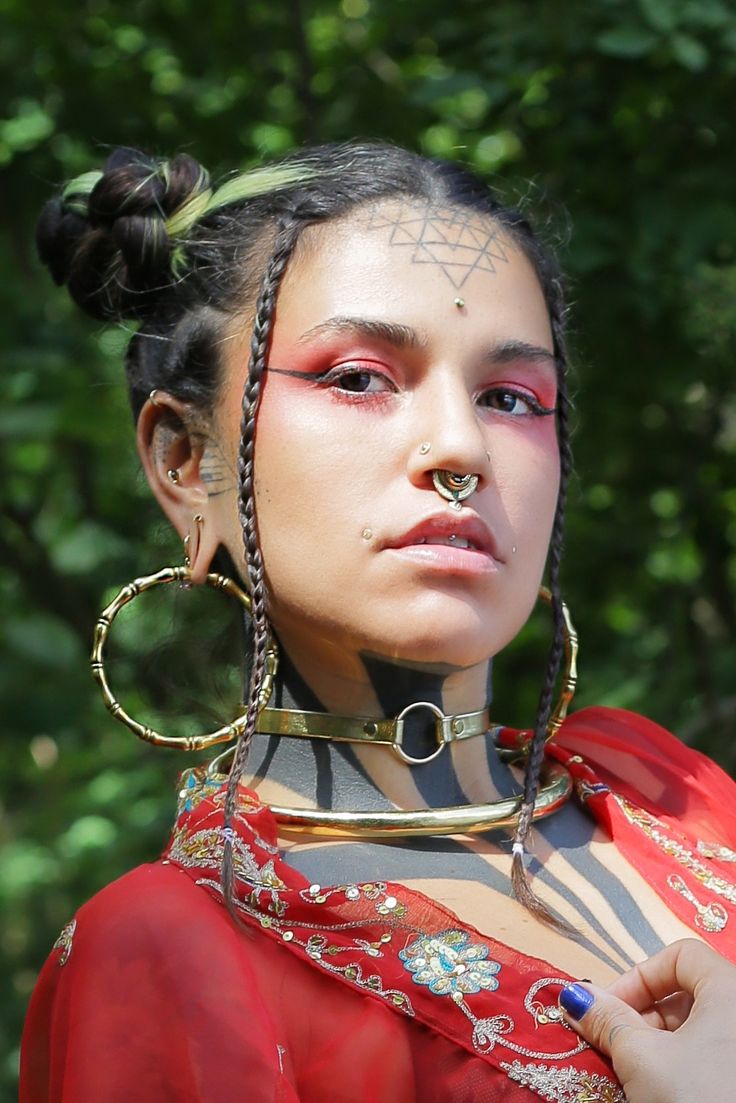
left=559, top=982, right=595, bottom=1021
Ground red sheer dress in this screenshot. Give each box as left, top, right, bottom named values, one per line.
left=21, top=707, right=736, bottom=1103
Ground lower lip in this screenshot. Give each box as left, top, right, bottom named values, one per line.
left=386, top=545, right=499, bottom=576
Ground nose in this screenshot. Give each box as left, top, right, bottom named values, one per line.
left=406, top=373, right=489, bottom=489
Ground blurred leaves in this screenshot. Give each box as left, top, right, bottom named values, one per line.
left=2, top=0, right=736, bottom=1095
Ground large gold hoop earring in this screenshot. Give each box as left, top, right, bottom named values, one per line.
left=90, top=566, right=278, bottom=750
left=538, top=585, right=578, bottom=741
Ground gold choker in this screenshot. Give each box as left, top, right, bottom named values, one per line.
left=256, top=701, right=492, bottom=765
left=264, top=760, right=572, bottom=838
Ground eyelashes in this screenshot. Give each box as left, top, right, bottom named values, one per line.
left=268, top=364, right=556, bottom=416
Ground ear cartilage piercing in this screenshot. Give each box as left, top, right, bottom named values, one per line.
left=453, top=298, right=465, bottom=309
left=167, top=468, right=180, bottom=484
left=432, top=470, right=479, bottom=510
left=149, top=389, right=163, bottom=407
left=419, top=442, right=431, bottom=455
left=361, top=528, right=373, bottom=541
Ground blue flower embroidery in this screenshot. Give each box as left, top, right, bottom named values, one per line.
left=399, top=929, right=501, bottom=996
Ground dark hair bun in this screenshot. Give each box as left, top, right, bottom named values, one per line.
left=36, top=149, right=210, bottom=322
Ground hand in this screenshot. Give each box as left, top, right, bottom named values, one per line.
left=558, top=939, right=736, bottom=1103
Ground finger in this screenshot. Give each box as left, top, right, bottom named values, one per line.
left=606, top=939, right=729, bottom=1011
left=639, top=991, right=693, bottom=1031
left=559, top=982, right=649, bottom=1059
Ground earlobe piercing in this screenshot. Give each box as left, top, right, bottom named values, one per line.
left=419, top=442, right=431, bottom=455
left=183, top=513, right=204, bottom=569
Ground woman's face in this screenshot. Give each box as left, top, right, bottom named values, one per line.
left=215, top=200, right=559, bottom=672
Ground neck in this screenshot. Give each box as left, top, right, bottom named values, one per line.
left=245, top=643, right=520, bottom=813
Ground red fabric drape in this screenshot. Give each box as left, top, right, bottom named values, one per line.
left=21, top=707, right=736, bottom=1103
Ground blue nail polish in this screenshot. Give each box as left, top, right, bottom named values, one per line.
left=559, top=983, right=595, bottom=1021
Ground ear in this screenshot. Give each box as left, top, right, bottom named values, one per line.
left=137, top=391, right=222, bottom=585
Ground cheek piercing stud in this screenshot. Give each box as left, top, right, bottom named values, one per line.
left=419, top=442, right=431, bottom=455
left=361, top=528, right=373, bottom=541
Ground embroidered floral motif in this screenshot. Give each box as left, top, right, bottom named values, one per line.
left=615, top=796, right=736, bottom=906
left=164, top=787, right=596, bottom=1079
left=53, top=918, right=76, bottom=966
left=177, top=768, right=227, bottom=815
left=501, top=1060, right=625, bottom=1102
left=399, top=929, right=502, bottom=996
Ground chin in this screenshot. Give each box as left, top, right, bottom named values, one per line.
left=367, top=615, right=515, bottom=671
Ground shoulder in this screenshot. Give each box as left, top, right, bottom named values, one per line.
left=21, top=862, right=289, bottom=1102
left=558, top=705, right=736, bottom=845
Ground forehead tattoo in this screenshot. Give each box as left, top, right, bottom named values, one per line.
left=364, top=202, right=513, bottom=290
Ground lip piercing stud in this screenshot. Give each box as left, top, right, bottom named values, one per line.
left=432, top=469, right=479, bottom=511
left=419, top=442, right=431, bottom=455
left=511, top=545, right=517, bottom=554
left=362, top=528, right=373, bottom=541
left=454, top=298, right=465, bottom=309
left=448, top=534, right=457, bottom=543
left=167, top=468, right=180, bottom=484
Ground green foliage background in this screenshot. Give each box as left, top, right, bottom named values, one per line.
left=2, top=0, right=735, bottom=1094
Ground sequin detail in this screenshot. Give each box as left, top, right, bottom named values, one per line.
left=501, top=1060, right=625, bottom=1102
left=53, top=918, right=76, bottom=966
left=399, top=929, right=501, bottom=996
left=697, top=840, right=736, bottom=862
left=667, top=874, right=728, bottom=932
left=615, top=796, right=736, bottom=906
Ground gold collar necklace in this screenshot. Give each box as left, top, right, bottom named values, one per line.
left=205, top=700, right=572, bottom=839
left=92, top=567, right=577, bottom=839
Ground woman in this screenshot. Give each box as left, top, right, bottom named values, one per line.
left=21, top=143, right=736, bottom=1102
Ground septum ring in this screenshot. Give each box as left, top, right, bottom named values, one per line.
left=432, top=469, right=479, bottom=511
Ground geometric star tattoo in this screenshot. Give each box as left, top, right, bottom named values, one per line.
left=366, top=202, right=511, bottom=289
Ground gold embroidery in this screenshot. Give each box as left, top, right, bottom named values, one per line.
left=615, top=796, right=736, bottom=906
left=53, top=918, right=76, bottom=966
left=166, top=806, right=591, bottom=1069
left=501, top=1060, right=625, bottom=1102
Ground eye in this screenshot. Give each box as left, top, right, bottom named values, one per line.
left=328, top=366, right=394, bottom=395
left=479, top=388, right=553, bottom=417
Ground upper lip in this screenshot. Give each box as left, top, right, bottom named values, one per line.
left=384, top=512, right=502, bottom=560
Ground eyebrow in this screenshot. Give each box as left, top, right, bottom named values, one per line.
left=484, top=339, right=556, bottom=368
left=297, top=316, right=556, bottom=367
left=297, top=316, right=426, bottom=350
